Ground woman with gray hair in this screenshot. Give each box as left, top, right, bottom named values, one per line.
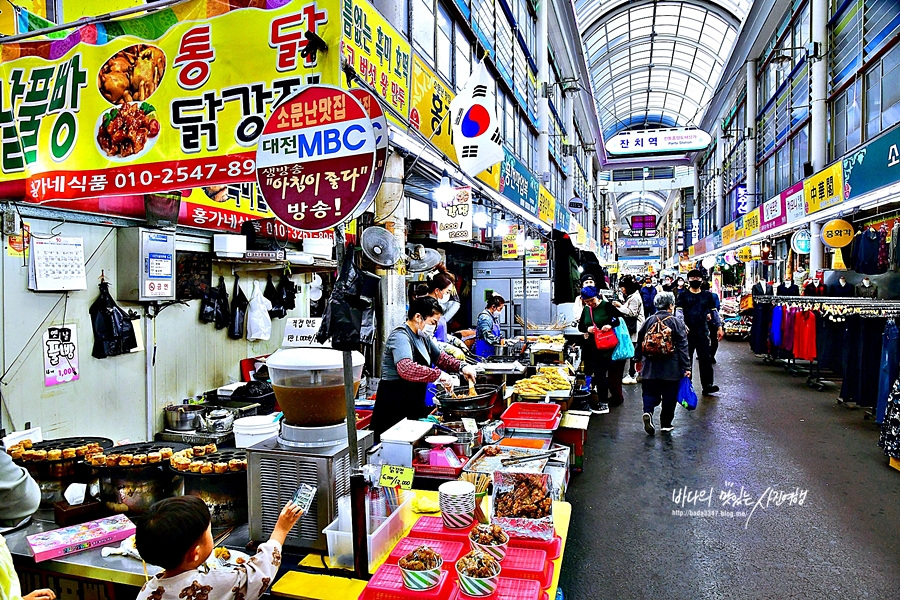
left=633, top=291, right=691, bottom=435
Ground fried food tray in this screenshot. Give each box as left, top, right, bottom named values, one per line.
left=462, top=446, right=549, bottom=475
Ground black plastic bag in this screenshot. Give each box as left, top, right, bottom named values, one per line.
left=199, top=284, right=219, bottom=323
left=278, top=274, right=298, bottom=311
left=229, top=275, right=249, bottom=340
left=316, top=244, right=373, bottom=351
left=89, top=281, right=138, bottom=359
left=265, top=273, right=287, bottom=319
left=214, top=276, right=231, bottom=330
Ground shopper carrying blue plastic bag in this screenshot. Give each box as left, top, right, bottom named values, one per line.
left=611, top=319, right=634, bottom=361
left=678, top=376, right=698, bottom=410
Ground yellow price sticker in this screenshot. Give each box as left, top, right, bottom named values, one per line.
left=379, top=464, right=415, bottom=490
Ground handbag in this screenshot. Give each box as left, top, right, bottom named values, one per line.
left=589, top=306, right=619, bottom=351
left=677, top=376, right=698, bottom=411
left=611, top=319, right=635, bottom=361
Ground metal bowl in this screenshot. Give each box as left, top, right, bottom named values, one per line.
left=435, top=385, right=500, bottom=410
left=164, top=405, right=205, bottom=431
left=442, top=404, right=494, bottom=423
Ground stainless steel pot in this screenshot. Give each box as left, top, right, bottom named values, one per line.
left=443, top=421, right=484, bottom=457
left=164, top=405, right=205, bottom=431
left=435, top=384, right=500, bottom=410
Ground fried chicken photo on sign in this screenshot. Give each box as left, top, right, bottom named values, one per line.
left=98, top=45, right=166, bottom=104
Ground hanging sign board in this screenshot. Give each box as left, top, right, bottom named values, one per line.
left=502, top=225, right=518, bottom=258
left=348, top=89, right=389, bottom=218
left=537, top=186, right=555, bottom=227
left=43, top=325, right=79, bottom=387
left=791, top=229, right=812, bottom=254
left=736, top=246, right=753, bottom=262
left=568, top=197, right=583, bottom=214
left=282, top=318, right=325, bottom=347
left=804, top=162, right=844, bottom=214
left=606, top=127, right=712, bottom=155
left=760, top=192, right=787, bottom=232
left=821, top=219, right=854, bottom=248
left=256, top=85, right=377, bottom=232
left=437, top=186, right=473, bottom=242
left=721, top=223, right=736, bottom=246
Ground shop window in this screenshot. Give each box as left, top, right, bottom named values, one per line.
left=776, top=143, right=790, bottom=193
left=409, top=197, right=431, bottom=221
left=436, top=3, right=453, bottom=82
left=790, top=126, right=808, bottom=184
left=412, top=0, right=435, bottom=62
left=455, top=23, right=471, bottom=91
left=832, top=80, right=861, bottom=158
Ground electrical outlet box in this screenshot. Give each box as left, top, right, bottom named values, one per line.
left=117, top=228, right=176, bottom=302
left=2, top=210, right=18, bottom=236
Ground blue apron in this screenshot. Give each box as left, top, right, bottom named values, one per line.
left=474, top=311, right=501, bottom=357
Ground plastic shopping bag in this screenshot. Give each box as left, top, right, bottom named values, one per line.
left=678, top=376, right=698, bottom=411
left=246, top=280, right=273, bottom=341
left=611, top=319, right=635, bottom=361
left=228, top=275, right=248, bottom=340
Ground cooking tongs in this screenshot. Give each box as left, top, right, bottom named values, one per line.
left=500, top=447, right=565, bottom=467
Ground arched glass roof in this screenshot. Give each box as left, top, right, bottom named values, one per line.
left=616, top=192, right=668, bottom=218
left=576, top=0, right=752, bottom=139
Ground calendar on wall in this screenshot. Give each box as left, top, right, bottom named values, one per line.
left=28, top=237, right=88, bottom=292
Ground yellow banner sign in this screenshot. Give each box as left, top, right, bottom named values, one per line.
left=743, top=208, right=761, bottom=237
left=804, top=162, right=844, bottom=214
left=502, top=225, right=519, bottom=258
left=736, top=246, right=753, bottom=262
left=538, top=185, right=556, bottom=227
left=721, top=222, right=736, bottom=246
left=821, top=218, right=854, bottom=248
left=341, top=0, right=410, bottom=126
left=410, top=55, right=454, bottom=162
left=0, top=0, right=342, bottom=203
left=688, top=245, right=695, bottom=257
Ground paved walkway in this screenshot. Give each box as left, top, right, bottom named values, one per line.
left=559, top=341, right=900, bottom=599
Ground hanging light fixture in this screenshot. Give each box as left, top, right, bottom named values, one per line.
left=496, top=215, right=510, bottom=236
left=434, top=169, right=455, bottom=207
left=473, top=206, right=489, bottom=228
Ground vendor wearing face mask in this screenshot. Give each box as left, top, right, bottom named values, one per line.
left=374, top=297, right=477, bottom=438
left=676, top=270, right=723, bottom=395
left=474, top=295, right=506, bottom=357
left=415, top=267, right=456, bottom=343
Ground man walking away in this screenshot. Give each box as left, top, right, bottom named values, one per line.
left=676, top=270, right=723, bottom=395
left=634, top=292, right=691, bottom=434
left=701, top=281, right=721, bottom=363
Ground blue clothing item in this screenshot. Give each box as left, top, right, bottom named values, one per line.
left=711, top=292, right=721, bottom=310
left=877, top=321, right=900, bottom=423
left=640, top=286, right=657, bottom=316
left=434, top=316, right=448, bottom=343
left=475, top=311, right=502, bottom=357
left=770, top=305, right=784, bottom=348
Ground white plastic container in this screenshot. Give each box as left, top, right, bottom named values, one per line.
left=213, top=234, right=247, bottom=258
left=303, top=238, right=334, bottom=258
left=233, top=415, right=279, bottom=448
left=323, top=491, right=414, bottom=572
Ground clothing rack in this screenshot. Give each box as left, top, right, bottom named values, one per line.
left=753, top=295, right=900, bottom=317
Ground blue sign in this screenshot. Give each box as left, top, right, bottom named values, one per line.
left=555, top=199, right=571, bottom=231
left=733, top=184, right=749, bottom=218
left=498, top=149, right=540, bottom=216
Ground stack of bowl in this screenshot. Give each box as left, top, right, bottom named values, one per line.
left=438, top=480, right=475, bottom=529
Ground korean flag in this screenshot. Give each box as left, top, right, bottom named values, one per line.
left=449, top=61, right=506, bottom=178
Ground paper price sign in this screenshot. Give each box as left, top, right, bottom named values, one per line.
left=379, top=464, right=414, bottom=490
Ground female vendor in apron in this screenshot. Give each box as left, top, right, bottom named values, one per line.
left=373, top=297, right=477, bottom=439
left=474, top=295, right=506, bottom=357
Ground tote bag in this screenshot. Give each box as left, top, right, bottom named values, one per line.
left=611, top=319, right=635, bottom=361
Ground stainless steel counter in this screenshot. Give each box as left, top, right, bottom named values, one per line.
left=6, top=510, right=250, bottom=587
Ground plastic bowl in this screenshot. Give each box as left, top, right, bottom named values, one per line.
left=469, top=529, right=509, bottom=562
left=455, top=560, right=501, bottom=597
left=399, top=556, right=443, bottom=591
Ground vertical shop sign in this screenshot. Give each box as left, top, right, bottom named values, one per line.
left=760, top=191, right=787, bottom=232
left=409, top=56, right=455, bottom=162
left=721, top=222, right=736, bottom=246
left=499, top=150, right=540, bottom=216
left=804, top=162, right=844, bottom=214
left=743, top=207, right=761, bottom=237
left=538, top=185, right=556, bottom=227
left=43, top=325, right=79, bottom=386
left=341, top=0, right=411, bottom=125
left=437, top=186, right=473, bottom=242
left=502, top=225, right=519, bottom=258
left=783, top=182, right=806, bottom=224
left=554, top=190, right=571, bottom=231
left=256, top=86, right=376, bottom=232
left=734, top=216, right=745, bottom=241
left=733, top=184, right=749, bottom=218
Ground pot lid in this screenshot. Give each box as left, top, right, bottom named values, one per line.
left=266, top=348, right=364, bottom=371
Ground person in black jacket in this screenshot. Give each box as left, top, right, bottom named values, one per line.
left=634, top=292, right=691, bottom=435
left=676, top=270, right=722, bottom=395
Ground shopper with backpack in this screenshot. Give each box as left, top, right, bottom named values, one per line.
left=634, top=292, right=691, bottom=435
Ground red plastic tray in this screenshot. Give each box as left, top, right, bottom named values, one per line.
left=356, top=410, right=373, bottom=430
left=360, top=564, right=452, bottom=600
left=386, top=537, right=466, bottom=566
left=507, top=535, right=562, bottom=561
left=500, top=403, right=562, bottom=429
left=447, top=576, right=548, bottom=600
left=413, top=459, right=465, bottom=478
left=408, top=516, right=473, bottom=543
left=500, top=547, right=553, bottom=589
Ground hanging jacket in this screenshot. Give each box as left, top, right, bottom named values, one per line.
left=89, top=282, right=137, bottom=359
left=856, top=229, right=882, bottom=274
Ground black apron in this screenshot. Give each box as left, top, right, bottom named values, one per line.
left=372, top=327, right=434, bottom=439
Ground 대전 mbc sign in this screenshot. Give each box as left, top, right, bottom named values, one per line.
left=606, top=128, right=712, bottom=156
left=256, top=85, right=376, bottom=232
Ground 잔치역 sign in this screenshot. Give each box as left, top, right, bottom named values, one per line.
left=256, top=85, right=376, bottom=232
left=0, top=0, right=342, bottom=202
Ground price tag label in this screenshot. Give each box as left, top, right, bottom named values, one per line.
left=379, top=464, right=415, bottom=490
left=462, top=418, right=478, bottom=433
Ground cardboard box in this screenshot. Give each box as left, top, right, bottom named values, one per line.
left=27, top=514, right=135, bottom=562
